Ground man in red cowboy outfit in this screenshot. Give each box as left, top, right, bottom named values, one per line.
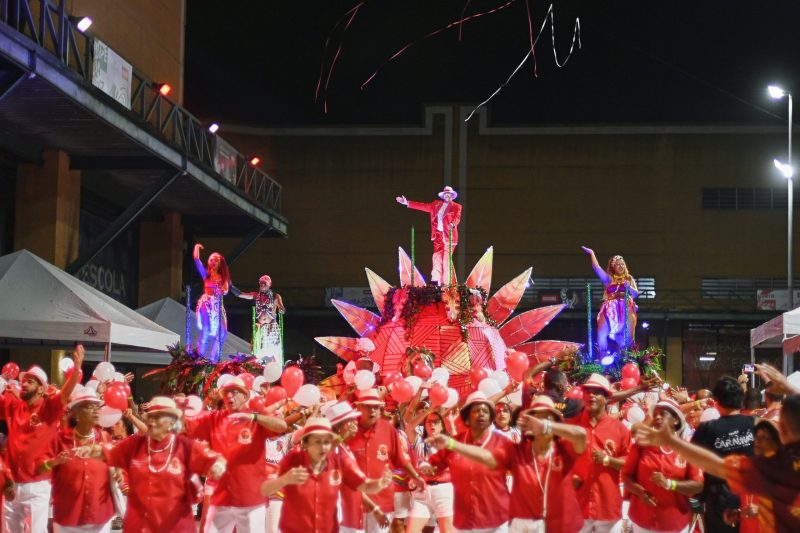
left=396, top=186, right=462, bottom=286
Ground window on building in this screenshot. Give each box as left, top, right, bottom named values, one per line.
left=702, top=187, right=790, bottom=210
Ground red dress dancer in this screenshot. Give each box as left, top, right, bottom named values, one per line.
left=193, top=243, right=231, bottom=361
left=396, top=186, right=462, bottom=286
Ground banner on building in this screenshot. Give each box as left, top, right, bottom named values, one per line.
left=537, top=289, right=585, bottom=308
left=325, top=287, right=376, bottom=309
left=92, top=39, right=132, bottom=109
left=214, top=137, right=238, bottom=182
left=756, top=289, right=800, bottom=311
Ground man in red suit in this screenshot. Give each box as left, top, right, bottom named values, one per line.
left=396, top=186, right=462, bottom=285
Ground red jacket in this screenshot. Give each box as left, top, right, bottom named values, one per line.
left=407, top=200, right=462, bottom=244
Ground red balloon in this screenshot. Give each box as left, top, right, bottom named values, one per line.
left=505, top=351, right=530, bottom=382
left=469, top=367, right=490, bottom=388
left=281, top=367, right=304, bottom=398
left=390, top=380, right=414, bottom=403
left=2, top=362, right=19, bottom=380
left=382, top=371, right=403, bottom=388
left=265, top=386, right=287, bottom=406
left=249, top=395, right=268, bottom=413
left=621, top=363, right=641, bottom=382
left=413, top=362, right=432, bottom=380
left=238, top=373, right=255, bottom=390
left=566, top=387, right=584, bottom=399
left=120, top=382, right=131, bottom=397
left=103, top=384, right=128, bottom=410
left=620, top=377, right=638, bottom=391
left=428, top=384, right=448, bottom=408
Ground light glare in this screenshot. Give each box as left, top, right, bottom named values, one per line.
left=768, top=85, right=786, bottom=99
left=774, top=159, right=794, bottom=179
left=76, top=17, right=92, bottom=32
left=208, top=123, right=219, bottom=133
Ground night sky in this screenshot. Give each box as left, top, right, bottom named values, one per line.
left=184, top=1, right=800, bottom=126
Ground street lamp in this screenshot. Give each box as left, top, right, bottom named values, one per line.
left=769, top=85, right=794, bottom=308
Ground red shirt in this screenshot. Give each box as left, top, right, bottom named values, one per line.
left=492, top=438, right=583, bottom=533
left=278, top=446, right=366, bottom=533
left=571, top=411, right=631, bottom=521
left=430, top=430, right=510, bottom=530
left=45, top=427, right=115, bottom=527
left=346, top=418, right=413, bottom=512
left=622, top=443, right=703, bottom=532
left=185, top=409, right=276, bottom=507
left=0, top=392, right=64, bottom=482
left=105, top=433, right=219, bottom=533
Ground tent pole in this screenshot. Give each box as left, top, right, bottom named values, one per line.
left=104, top=343, right=110, bottom=363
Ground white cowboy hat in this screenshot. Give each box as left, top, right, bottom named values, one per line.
left=438, top=186, right=458, bottom=199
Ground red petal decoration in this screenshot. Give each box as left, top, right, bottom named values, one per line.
left=466, top=246, right=493, bottom=293
left=515, top=340, right=582, bottom=363
left=398, top=247, right=426, bottom=287
left=486, top=268, right=531, bottom=325
left=314, top=336, right=364, bottom=362
left=331, top=300, right=380, bottom=337
left=365, top=268, right=392, bottom=313
left=499, top=304, right=566, bottom=348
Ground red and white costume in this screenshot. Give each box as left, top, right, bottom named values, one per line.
left=44, top=426, right=116, bottom=532
left=571, top=410, right=631, bottom=533
left=185, top=409, right=278, bottom=533
left=429, top=430, right=511, bottom=532
left=278, top=446, right=367, bottom=533
left=406, top=190, right=462, bottom=285
left=0, top=386, right=65, bottom=533
left=104, top=433, right=221, bottom=532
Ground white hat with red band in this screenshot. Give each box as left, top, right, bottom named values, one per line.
left=653, top=398, right=686, bottom=432
left=354, top=388, right=384, bottom=406
left=581, top=373, right=614, bottom=396
left=67, top=386, right=102, bottom=410
left=325, top=401, right=361, bottom=426
left=300, top=417, right=336, bottom=439
left=526, top=395, right=564, bottom=420
left=19, top=365, right=48, bottom=387
left=144, top=396, right=182, bottom=418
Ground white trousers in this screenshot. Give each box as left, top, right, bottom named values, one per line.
left=454, top=525, right=509, bottom=533
left=3, top=479, right=52, bottom=533
left=578, top=519, right=623, bottom=533
left=632, top=524, right=690, bottom=533
left=204, top=504, right=266, bottom=533
left=265, top=500, right=282, bottom=533
left=509, top=518, right=546, bottom=533
left=53, top=521, right=112, bottom=533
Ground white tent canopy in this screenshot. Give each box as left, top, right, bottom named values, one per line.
left=0, top=250, right=178, bottom=352
left=750, top=306, right=800, bottom=373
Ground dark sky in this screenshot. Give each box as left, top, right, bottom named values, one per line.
left=184, top=1, right=800, bottom=126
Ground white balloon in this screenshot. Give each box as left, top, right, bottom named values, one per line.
left=252, top=376, right=267, bottom=391
left=787, top=371, right=800, bottom=389
left=216, top=374, right=235, bottom=388
left=183, top=395, right=203, bottom=417
left=113, top=372, right=125, bottom=382
left=8, top=380, right=18, bottom=390
left=263, top=362, right=282, bottom=383
left=97, top=406, right=123, bottom=428
left=507, top=387, right=522, bottom=406
left=430, top=367, right=450, bottom=386
left=59, top=358, right=74, bottom=373
left=442, top=388, right=459, bottom=409
left=294, top=384, right=321, bottom=407
left=478, top=378, right=502, bottom=397
left=490, top=370, right=510, bottom=389
left=405, top=376, right=423, bottom=394
left=85, top=379, right=99, bottom=391
left=354, top=370, right=376, bottom=391
left=626, top=405, right=645, bottom=424
left=320, top=399, right=338, bottom=416
left=0, top=377, right=6, bottom=395
left=700, top=408, right=720, bottom=422
left=93, top=362, right=115, bottom=383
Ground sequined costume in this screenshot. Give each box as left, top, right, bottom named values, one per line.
left=253, top=289, right=282, bottom=365
left=598, top=281, right=638, bottom=348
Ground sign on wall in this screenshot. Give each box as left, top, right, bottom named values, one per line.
left=756, top=289, right=800, bottom=311
left=92, top=39, right=132, bottom=109
left=325, top=287, right=376, bottom=309
left=214, top=137, right=238, bottom=182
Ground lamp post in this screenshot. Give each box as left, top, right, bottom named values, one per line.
left=769, top=85, right=794, bottom=309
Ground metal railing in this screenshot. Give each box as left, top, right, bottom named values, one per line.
left=0, top=0, right=282, bottom=214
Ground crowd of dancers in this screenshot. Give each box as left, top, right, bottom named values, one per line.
left=0, top=344, right=798, bottom=533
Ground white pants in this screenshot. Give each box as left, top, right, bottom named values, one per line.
left=53, top=521, right=112, bottom=533
left=632, top=524, right=690, bottom=533
left=3, top=479, right=52, bottom=533
left=265, top=500, right=282, bottom=533
left=454, top=525, right=509, bottom=533
left=364, top=511, right=393, bottom=533
left=204, top=504, right=266, bottom=533
left=509, top=518, right=546, bottom=533
left=409, top=483, right=454, bottom=519
left=579, top=519, right=623, bottom=533
left=340, top=528, right=365, bottom=533
left=394, top=491, right=412, bottom=520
